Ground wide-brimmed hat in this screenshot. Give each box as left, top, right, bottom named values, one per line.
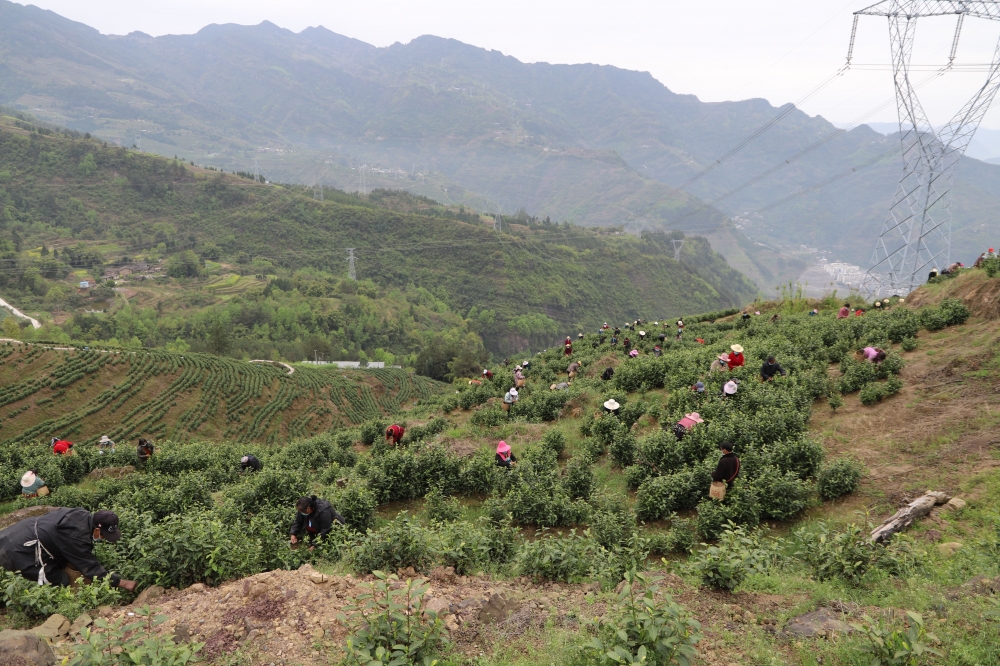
left=497, top=441, right=510, bottom=454
left=730, top=344, right=744, bottom=354
left=509, top=388, right=518, bottom=397
left=692, top=381, right=705, bottom=392
left=20, top=471, right=36, bottom=488
left=875, top=301, right=881, bottom=307
left=639, top=331, right=646, bottom=336
left=723, top=380, right=738, bottom=395
left=718, top=353, right=730, bottom=362
left=99, top=435, right=111, bottom=444
left=603, top=399, right=621, bottom=411
left=629, top=349, right=639, bottom=357
left=684, top=412, right=704, bottom=423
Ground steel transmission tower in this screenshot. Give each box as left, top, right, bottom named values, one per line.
left=850, top=1, right=1000, bottom=297
left=347, top=248, right=356, bottom=281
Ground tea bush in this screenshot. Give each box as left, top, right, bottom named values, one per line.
left=919, top=307, right=948, bottom=331
left=348, top=513, right=432, bottom=574
left=753, top=466, right=812, bottom=521
left=359, top=418, right=388, bottom=446
left=939, top=298, right=971, bottom=325
left=516, top=530, right=596, bottom=582
left=817, top=458, right=863, bottom=500
left=332, top=481, right=378, bottom=532
left=767, top=438, right=824, bottom=480
left=0, top=571, right=123, bottom=620
left=471, top=405, right=505, bottom=428
left=541, top=429, right=566, bottom=458
left=793, top=521, right=919, bottom=586
left=901, top=336, right=918, bottom=351
left=562, top=457, right=595, bottom=500
left=424, top=486, right=462, bottom=523
left=692, top=523, right=775, bottom=591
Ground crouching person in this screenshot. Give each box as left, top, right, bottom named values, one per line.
left=290, top=496, right=346, bottom=551
left=0, top=508, right=136, bottom=591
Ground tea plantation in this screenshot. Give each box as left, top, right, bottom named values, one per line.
left=5, top=295, right=1000, bottom=666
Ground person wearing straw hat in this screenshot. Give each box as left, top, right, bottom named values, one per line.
left=97, top=435, right=116, bottom=455
left=0, top=508, right=136, bottom=591
left=495, top=441, right=518, bottom=469
left=503, top=387, right=519, bottom=413
left=710, top=353, right=730, bottom=373
left=20, top=470, right=47, bottom=497
left=513, top=367, right=526, bottom=388
left=728, top=344, right=745, bottom=369
left=722, top=379, right=739, bottom=399
left=567, top=360, right=581, bottom=380
left=603, top=399, right=621, bottom=416
left=482, top=368, right=494, bottom=380
left=673, top=412, right=703, bottom=440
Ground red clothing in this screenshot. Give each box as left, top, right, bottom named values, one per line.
left=854, top=309, right=864, bottom=317
left=564, top=343, right=572, bottom=356
left=385, top=425, right=405, bottom=443
left=837, top=306, right=849, bottom=319
left=728, top=352, right=745, bottom=369
left=52, top=439, right=72, bottom=455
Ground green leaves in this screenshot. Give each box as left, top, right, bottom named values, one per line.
left=850, top=611, right=941, bottom=666
left=691, top=523, right=777, bottom=591
left=69, top=606, right=204, bottom=666
left=581, top=568, right=701, bottom=666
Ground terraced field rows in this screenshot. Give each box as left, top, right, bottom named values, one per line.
left=0, top=343, right=441, bottom=445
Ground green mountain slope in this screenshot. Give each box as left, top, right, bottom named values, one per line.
left=0, top=115, right=757, bottom=359
left=3, top=0, right=1000, bottom=271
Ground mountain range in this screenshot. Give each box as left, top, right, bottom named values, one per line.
left=3, top=0, right=1000, bottom=279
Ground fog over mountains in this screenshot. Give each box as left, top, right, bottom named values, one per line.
left=4, top=0, right=1000, bottom=277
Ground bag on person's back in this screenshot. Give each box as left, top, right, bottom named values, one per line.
left=709, top=481, right=726, bottom=501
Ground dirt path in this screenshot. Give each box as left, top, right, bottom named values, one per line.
left=0, top=294, right=41, bottom=328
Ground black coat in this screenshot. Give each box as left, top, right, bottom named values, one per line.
left=240, top=455, right=262, bottom=472
left=760, top=361, right=786, bottom=380
left=711, top=453, right=741, bottom=487
left=289, top=498, right=345, bottom=540
left=495, top=452, right=518, bottom=468
left=0, top=508, right=118, bottom=586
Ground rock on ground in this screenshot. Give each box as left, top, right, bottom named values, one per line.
left=0, top=629, right=57, bottom=666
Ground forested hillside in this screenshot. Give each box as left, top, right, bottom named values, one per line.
left=4, top=0, right=1000, bottom=267
left=0, top=114, right=757, bottom=362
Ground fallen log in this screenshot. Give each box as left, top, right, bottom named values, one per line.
left=871, top=491, right=951, bottom=543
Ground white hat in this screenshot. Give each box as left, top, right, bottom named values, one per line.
left=603, top=399, right=620, bottom=411
left=730, top=344, right=744, bottom=354
left=20, top=471, right=36, bottom=488
left=99, top=435, right=111, bottom=444
left=723, top=380, right=738, bottom=395
left=639, top=331, right=646, bottom=336
left=509, top=388, right=518, bottom=396
left=241, top=456, right=249, bottom=464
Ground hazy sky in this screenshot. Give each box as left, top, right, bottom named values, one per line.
left=23, top=0, right=1000, bottom=128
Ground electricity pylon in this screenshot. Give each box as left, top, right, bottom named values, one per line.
left=347, top=248, right=356, bottom=281
left=849, top=1, right=1000, bottom=296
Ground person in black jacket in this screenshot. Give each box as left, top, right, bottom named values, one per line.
left=136, top=438, right=154, bottom=470
left=0, top=508, right=136, bottom=590
left=711, top=442, right=741, bottom=488
left=240, top=454, right=262, bottom=473
left=760, top=356, right=787, bottom=382
left=290, top=496, right=346, bottom=548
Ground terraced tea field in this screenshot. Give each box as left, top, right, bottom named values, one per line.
left=0, top=342, right=441, bottom=446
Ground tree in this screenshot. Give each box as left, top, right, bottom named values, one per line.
left=166, top=250, right=203, bottom=278
left=1, top=316, right=20, bottom=340
left=415, top=336, right=455, bottom=381
left=207, top=318, right=230, bottom=356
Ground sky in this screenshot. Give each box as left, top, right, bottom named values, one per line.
left=22, top=0, right=1000, bottom=129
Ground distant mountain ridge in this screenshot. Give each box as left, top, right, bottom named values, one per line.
left=4, top=0, right=1000, bottom=270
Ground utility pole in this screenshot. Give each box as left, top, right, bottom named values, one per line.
left=253, top=156, right=261, bottom=184
left=347, top=248, right=356, bottom=281
left=849, top=1, right=1000, bottom=296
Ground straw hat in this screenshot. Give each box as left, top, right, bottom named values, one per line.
left=509, top=388, right=518, bottom=397
left=603, top=399, right=621, bottom=411
left=639, top=331, right=646, bottom=336
left=629, top=349, right=639, bottom=357
left=99, top=435, right=111, bottom=444
left=20, top=471, right=36, bottom=488
left=718, top=353, right=730, bottom=362
left=723, top=380, right=738, bottom=395
left=684, top=412, right=704, bottom=423
left=241, top=456, right=250, bottom=464
left=730, top=344, right=744, bottom=354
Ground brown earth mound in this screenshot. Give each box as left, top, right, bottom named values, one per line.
left=905, top=270, right=1000, bottom=319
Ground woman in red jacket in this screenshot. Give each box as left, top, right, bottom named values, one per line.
left=51, top=437, right=73, bottom=455
left=728, top=344, right=745, bottom=370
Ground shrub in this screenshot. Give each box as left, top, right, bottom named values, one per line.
left=984, top=255, right=1000, bottom=277
left=333, top=481, right=378, bottom=532
left=817, top=458, right=863, bottom=500
left=609, top=431, right=638, bottom=468
left=619, top=400, right=648, bottom=429
left=541, top=429, right=566, bottom=458
left=880, top=352, right=904, bottom=376
left=471, top=405, right=505, bottom=428
left=665, top=518, right=699, bottom=554
left=592, top=414, right=626, bottom=447
left=691, top=523, right=774, bottom=591
left=901, top=336, right=918, bottom=352
left=859, top=381, right=887, bottom=406
left=342, top=573, right=448, bottom=666
left=635, top=465, right=711, bottom=522
left=768, top=438, right=823, bottom=479
left=919, top=307, right=947, bottom=331
left=850, top=611, right=941, bottom=666
left=694, top=483, right=761, bottom=540
left=580, top=569, right=701, bottom=666
left=612, top=356, right=668, bottom=392
left=939, top=298, right=971, bottom=325
left=589, top=497, right=636, bottom=551
left=827, top=391, right=844, bottom=412
left=793, top=521, right=912, bottom=586
left=424, top=486, right=462, bottom=523
left=228, top=468, right=309, bottom=514
left=0, top=570, right=123, bottom=620
left=515, top=530, right=595, bottom=582
left=562, top=457, right=595, bottom=500
left=882, top=309, right=920, bottom=343
left=359, top=418, right=388, bottom=446
left=753, top=466, right=812, bottom=521
left=70, top=607, right=204, bottom=666
left=623, top=464, right=652, bottom=490
left=349, top=514, right=432, bottom=574
left=839, top=357, right=879, bottom=393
